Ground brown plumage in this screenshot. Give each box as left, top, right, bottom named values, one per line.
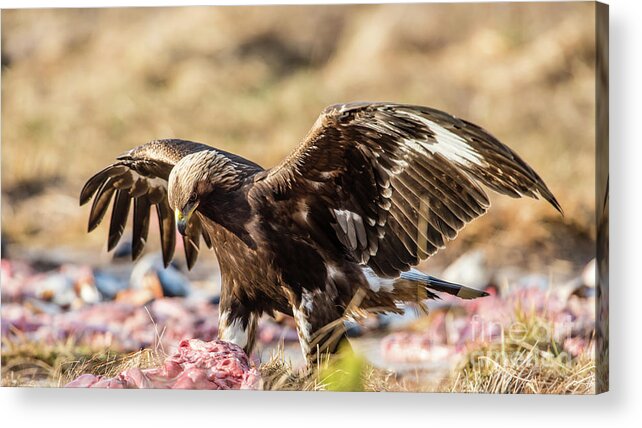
left=80, top=102, right=561, bottom=362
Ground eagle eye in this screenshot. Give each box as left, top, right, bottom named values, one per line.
left=188, top=192, right=198, bottom=204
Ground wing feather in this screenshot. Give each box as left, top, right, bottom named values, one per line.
left=107, top=189, right=131, bottom=251
left=132, top=196, right=151, bottom=261
left=261, top=102, right=561, bottom=277
left=156, top=202, right=176, bottom=268
left=80, top=165, right=128, bottom=205
left=88, top=178, right=117, bottom=232
left=80, top=139, right=216, bottom=268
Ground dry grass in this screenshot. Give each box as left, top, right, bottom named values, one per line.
left=260, top=303, right=596, bottom=393
left=443, top=347, right=594, bottom=394
left=2, top=321, right=595, bottom=392
left=438, top=305, right=596, bottom=394
left=258, top=344, right=408, bottom=392
left=258, top=347, right=324, bottom=391
left=258, top=345, right=595, bottom=394
left=1, top=337, right=163, bottom=387
left=2, top=340, right=594, bottom=393
left=1, top=307, right=167, bottom=387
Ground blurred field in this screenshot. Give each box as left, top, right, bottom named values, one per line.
left=1, top=3, right=600, bottom=392
left=2, top=3, right=596, bottom=270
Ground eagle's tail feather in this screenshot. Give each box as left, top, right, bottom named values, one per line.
left=400, top=269, right=489, bottom=300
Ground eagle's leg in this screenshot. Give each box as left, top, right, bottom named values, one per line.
left=288, top=289, right=351, bottom=365
left=217, top=299, right=259, bottom=356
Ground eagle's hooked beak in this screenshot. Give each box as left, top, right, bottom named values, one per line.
left=175, top=203, right=198, bottom=236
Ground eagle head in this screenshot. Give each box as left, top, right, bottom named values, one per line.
left=168, top=150, right=241, bottom=235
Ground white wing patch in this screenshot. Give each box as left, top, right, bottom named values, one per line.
left=397, top=111, right=485, bottom=167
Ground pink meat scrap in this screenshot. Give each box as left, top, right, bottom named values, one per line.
left=66, top=339, right=260, bottom=390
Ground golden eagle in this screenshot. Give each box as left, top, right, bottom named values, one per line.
left=81, top=103, right=561, bottom=362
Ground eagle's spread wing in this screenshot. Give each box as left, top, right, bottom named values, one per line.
left=80, top=139, right=215, bottom=269
left=263, top=102, right=562, bottom=277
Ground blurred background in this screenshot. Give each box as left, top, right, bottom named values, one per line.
left=2, top=3, right=596, bottom=268
left=1, top=3, right=599, bottom=391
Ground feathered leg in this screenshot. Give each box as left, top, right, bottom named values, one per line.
left=217, top=291, right=259, bottom=356
left=287, top=288, right=351, bottom=365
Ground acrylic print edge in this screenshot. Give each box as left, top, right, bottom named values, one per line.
left=595, top=0, right=609, bottom=395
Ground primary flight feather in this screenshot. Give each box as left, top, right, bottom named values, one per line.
left=80, top=102, right=561, bottom=362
